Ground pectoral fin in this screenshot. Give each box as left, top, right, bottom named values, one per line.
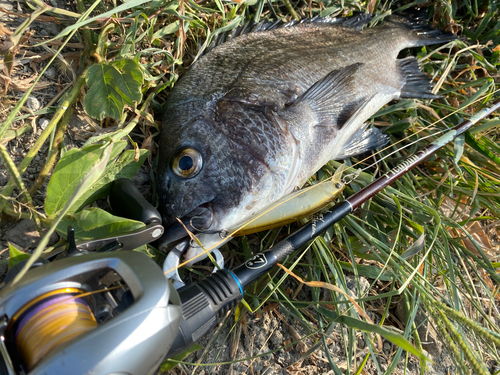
left=285, top=63, right=364, bottom=128
left=332, top=94, right=390, bottom=159
left=336, top=123, right=389, bottom=159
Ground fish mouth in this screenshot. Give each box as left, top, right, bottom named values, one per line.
left=157, top=203, right=235, bottom=268
left=157, top=203, right=217, bottom=253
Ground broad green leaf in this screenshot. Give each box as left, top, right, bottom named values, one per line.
left=134, top=245, right=152, bottom=257
left=76, top=149, right=149, bottom=210
left=8, top=243, right=30, bottom=269
left=57, top=207, right=144, bottom=240
left=84, top=59, right=143, bottom=121
left=45, top=141, right=127, bottom=217
left=13, top=143, right=113, bottom=285
left=160, top=344, right=203, bottom=371
left=152, top=20, right=180, bottom=39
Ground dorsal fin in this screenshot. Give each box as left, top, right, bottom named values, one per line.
left=199, top=9, right=458, bottom=57
left=203, top=13, right=373, bottom=55
left=340, top=13, right=374, bottom=29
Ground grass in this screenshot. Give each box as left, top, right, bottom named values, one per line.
left=1, top=0, right=500, bottom=374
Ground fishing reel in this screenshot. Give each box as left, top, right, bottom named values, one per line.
left=0, top=251, right=182, bottom=375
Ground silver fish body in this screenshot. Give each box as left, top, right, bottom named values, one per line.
left=157, top=13, right=456, bottom=262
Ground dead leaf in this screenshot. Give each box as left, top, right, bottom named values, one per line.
left=440, top=196, right=499, bottom=259
left=261, top=302, right=279, bottom=314
left=0, top=24, right=12, bottom=36
left=0, top=74, right=54, bottom=92
left=175, top=0, right=186, bottom=60
left=277, top=263, right=373, bottom=322
left=366, top=0, right=377, bottom=13
left=455, top=65, right=490, bottom=79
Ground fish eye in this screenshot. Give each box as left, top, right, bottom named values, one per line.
left=171, top=147, right=203, bottom=178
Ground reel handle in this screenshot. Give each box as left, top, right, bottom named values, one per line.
left=109, top=178, right=162, bottom=225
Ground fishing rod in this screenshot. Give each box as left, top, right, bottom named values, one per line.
left=0, top=100, right=497, bottom=374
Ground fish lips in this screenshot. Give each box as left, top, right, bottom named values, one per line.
left=157, top=204, right=216, bottom=253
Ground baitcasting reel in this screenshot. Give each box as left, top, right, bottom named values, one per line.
left=0, top=251, right=182, bottom=375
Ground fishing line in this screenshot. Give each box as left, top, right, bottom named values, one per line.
left=9, top=285, right=124, bottom=370
left=346, top=85, right=500, bottom=176
left=164, top=87, right=500, bottom=276
left=12, top=288, right=96, bottom=370
left=355, top=126, right=460, bottom=173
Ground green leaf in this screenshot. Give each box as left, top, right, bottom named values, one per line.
left=13, top=142, right=114, bottom=285
left=57, top=207, right=144, bottom=240
left=465, top=132, right=500, bottom=166
left=8, top=243, right=30, bottom=269
left=152, top=20, right=180, bottom=39
left=400, top=232, right=425, bottom=260
left=206, top=15, right=243, bottom=45
left=84, top=59, right=143, bottom=121
left=372, top=99, right=417, bottom=117
left=41, top=0, right=156, bottom=44
left=134, top=244, right=153, bottom=257
left=338, top=261, right=395, bottom=281
left=83, top=116, right=142, bottom=146
left=45, top=141, right=127, bottom=217
left=160, top=344, right=203, bottom=371
left=77, top=149, right=149, bottom=210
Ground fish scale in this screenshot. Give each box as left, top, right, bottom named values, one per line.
left=157, top=11, right=457, bottom=266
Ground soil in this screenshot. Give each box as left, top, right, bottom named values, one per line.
left=0, top=1, right=498, bottom=375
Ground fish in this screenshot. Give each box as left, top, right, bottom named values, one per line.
left=156, top=11, right=456, bottom=264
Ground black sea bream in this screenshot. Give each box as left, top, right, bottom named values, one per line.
left=156, top=12, right=456, bottom=262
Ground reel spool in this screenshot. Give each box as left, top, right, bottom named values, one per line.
left=11, top=288, right=97, bottom=370
left=0, top=252, right=182, bottom=375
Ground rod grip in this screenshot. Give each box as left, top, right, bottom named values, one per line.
left=166, top=269, right=242, bottom=358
